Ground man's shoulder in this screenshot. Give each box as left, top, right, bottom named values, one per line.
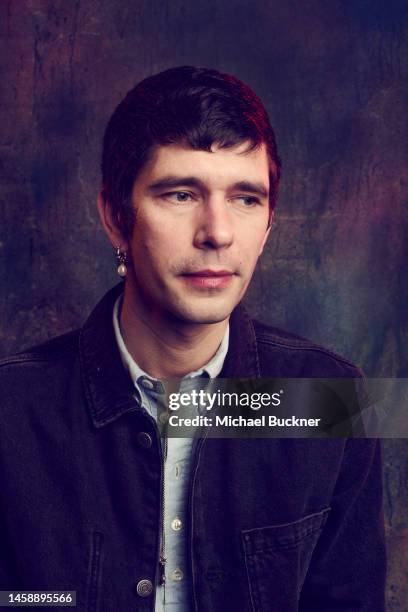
left=0, top=284, right=124, bottom=377
left=0, top=329, right=81, bottom=377
left=251, top=318, right=362, bottom=378
left=0, top=330, right=82, bottom=428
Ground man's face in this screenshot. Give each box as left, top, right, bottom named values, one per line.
left=126, top=141, right=272, bottom=324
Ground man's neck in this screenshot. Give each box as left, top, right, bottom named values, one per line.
left=119, top=285, right=229, bottom=380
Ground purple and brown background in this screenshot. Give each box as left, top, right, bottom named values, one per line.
left=0, top=1, right=407, bottom=609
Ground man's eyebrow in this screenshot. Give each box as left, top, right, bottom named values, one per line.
left=147, top=176, right=269, bottom=198
left=147, top=176, right=205, bottom=192
left=232, top=181, right=269, bottom=198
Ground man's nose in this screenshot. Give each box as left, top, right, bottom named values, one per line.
left=193, top=197, right=234, bottom=250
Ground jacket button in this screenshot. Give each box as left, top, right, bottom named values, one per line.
left=137, top=432, right=152, bottom=448
left=136, top=579, right=153, bottom=597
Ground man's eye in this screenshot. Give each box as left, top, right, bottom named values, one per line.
left=163, top=191, right=193, bottom=203
left=234, top=196, right=261, bottom=207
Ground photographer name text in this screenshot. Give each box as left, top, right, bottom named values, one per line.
left=168, top=414, right=322, bottom=428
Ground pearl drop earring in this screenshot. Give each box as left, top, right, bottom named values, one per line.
left=116, top=247, right=128, bottom=278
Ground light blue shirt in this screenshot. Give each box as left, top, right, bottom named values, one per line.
left=113, top=296, right=229, bottom=611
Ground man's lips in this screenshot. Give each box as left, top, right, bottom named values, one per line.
left=182, top=269, right=234, bottom=277
left=180, top=269, right=235, bottom=289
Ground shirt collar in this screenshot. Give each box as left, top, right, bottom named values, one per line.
left=80, top=283, right=260, bottom=428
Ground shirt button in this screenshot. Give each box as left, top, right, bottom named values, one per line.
left=136, top=578, right=153, bottom=597
left=174, top=464, right=181, bottom=478
left=171, top=568, right=184, bottom=582
left=159, top=411, right=169, bottom=424
left=137, top=432, right=152, bottom=449
left=171, top=517, right=182, bottom=531
left=140, top=377, right=155, bottom=390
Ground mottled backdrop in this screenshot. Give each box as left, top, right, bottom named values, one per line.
left=0, top=0, right=407, bottom=609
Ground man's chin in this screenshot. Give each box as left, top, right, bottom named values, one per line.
left=185, top=314, right=230, bottom=324
left=168, top=300, right=235, bottom=325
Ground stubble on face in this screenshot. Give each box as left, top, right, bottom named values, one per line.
left=124, top=141, right=272, bottom=327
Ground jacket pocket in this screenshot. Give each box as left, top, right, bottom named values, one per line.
left=20, top=529, right=104, bottom=612
left=241, top=508, right=330, bottom=612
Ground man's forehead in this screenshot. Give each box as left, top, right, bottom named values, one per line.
left=138, top=141, right=271, bottom=189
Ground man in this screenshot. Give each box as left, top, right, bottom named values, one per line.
left=0, top=66, right=385, bottom=611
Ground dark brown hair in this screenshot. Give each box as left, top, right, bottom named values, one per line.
left=102, top=66, right=281, bottom=235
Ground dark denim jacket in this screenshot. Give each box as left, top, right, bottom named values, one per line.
left=0, top=284, right=386, bottom=611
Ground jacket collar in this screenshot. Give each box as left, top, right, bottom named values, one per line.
left=80, top=283, right=260, bottom=428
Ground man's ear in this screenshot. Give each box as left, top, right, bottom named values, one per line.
left=97, top=190, right=128, bottom=251
left=258, top=211, right=273, bottom=256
